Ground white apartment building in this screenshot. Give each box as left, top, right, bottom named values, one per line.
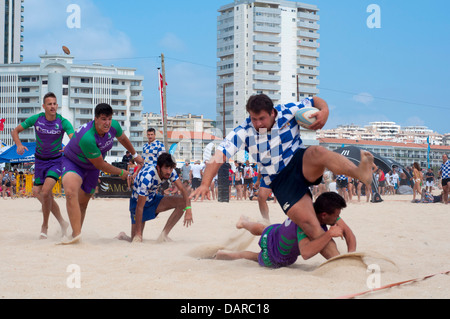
left=0, top=0, right=24, bottom=64
left=141, top=112, right=216, bottom=135
left=0, top=53, right=144, bottom=156
left=318, top=122, right=445, bottom=146
left=217, top=0, right=320, bottom=134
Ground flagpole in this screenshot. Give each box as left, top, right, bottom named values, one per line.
left=160, top=54, right=168, bottom=150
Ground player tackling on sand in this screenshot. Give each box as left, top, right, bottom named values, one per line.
left=191, top=94, right=373, bottom=259
left=215, top=192, right=355, bottom=267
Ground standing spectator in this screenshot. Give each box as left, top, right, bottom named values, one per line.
left=180, top=159, right=192, bottom=186
left=377, top=168, right=386, bottom=195
left=243, top=160, right=254, bottom=200
left=391, top=168, right=399, bottom=194
left=190, top=160, right=204, bottom=190
left=122, top=151, right=132, bottom=164
left=385, top=171, right=393, bottom=195
left=412, top=162, right=423, bottom=202
left=234, top=161, right=244, bottom=200
left=439, top=154, right=449, bottom=204
left=424, top=168, right=435, bottom=193
left=336, top=174, right=349, bottom=202
left=142, top=128, right=166, bottom=167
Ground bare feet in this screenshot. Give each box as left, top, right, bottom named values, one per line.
left=359, top=151, right=374, bottom=185
left=236, top=215, right=249, bottom=229
left=115, top=232, right=132, bottom=242
left=156, top=232, right=173, bottom=243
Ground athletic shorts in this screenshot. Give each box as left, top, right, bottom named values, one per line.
left=129, top=194, right=163, bottom=224
left=61, top=155, right=99, bottom=195
left=244, top=178, right=253, bottom=185
left=235, top=180, right=242, bottom=186
left=34, top=156, right=63, bottom=186
left=442, top=178, right=450, bottom=187
left=270, top=148, right=322, bottom=214
left=425, top=181, right=434, bottom=187
left=260, top=178, right=270, bottom=189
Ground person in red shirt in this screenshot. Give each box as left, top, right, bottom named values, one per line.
left=377, top=168, right=386, bottom=195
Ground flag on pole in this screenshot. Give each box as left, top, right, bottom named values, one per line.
left=158, top=69, right=168, bottom=127
left=158, top=69, right=164, bottom=115
left=0, top=118, right=5, bottom=132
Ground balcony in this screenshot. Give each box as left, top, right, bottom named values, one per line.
left=298, top=12, right=320, bottom=21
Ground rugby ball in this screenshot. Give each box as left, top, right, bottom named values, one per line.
left=295, top=107, right=319, bottom=129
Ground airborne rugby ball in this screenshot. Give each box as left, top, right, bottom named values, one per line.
left=295, top=107, right=319, bottom=129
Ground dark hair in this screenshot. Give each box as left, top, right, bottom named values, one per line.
left=246, top=94, right=274, bottom=114
left=147, top=128, right=156, bottom=134
left=313, top=192, right=347, bottom=215
left=43, top=92, right=57, bottom=104
left=95, top=103, right=113, bottom=118
left=157, top=152, right=176, bottom=169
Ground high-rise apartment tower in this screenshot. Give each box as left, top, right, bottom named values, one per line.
left=0, top=0, right=24, bottom=64
left=217, top=0, right=320, bottom=135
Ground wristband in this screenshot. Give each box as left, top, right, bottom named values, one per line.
left=120, top=169, right=124, bottom=177
left=132, top=153, right=138, bottom=159
left=183, top=206, right=191, bottom=211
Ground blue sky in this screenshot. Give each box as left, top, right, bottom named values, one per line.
left=22, top=0, right=450, bottom=134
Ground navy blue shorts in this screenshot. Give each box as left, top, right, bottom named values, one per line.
left=129, top=194, right=164, bottom=224
left=270, top=148, right=322, bottom=214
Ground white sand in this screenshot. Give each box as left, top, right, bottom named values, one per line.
left=0, top=194, right=449, bottom=299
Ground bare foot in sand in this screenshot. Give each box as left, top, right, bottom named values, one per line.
left=236, top=215, right=250, bottom=229
left=115, top=232, right=132, bottom=242
left=358, top=151, right=374, bottom=185
left=156, top=232, right=173, bottom=243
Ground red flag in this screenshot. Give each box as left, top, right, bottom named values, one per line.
left=0, top=118, right=5, bottom=132
left=158, top=70, right=168, bottom=126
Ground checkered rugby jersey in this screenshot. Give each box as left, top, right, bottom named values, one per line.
left=142, top=140, right=166, bottom=166
left=132, top=165, right=178, bottom=203
left=217, top=98, right=314, bottom=187
left=440, top=160, right=450, bottom=179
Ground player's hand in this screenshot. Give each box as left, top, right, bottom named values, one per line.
left=184, top=209, right=193, bottom=227
left=134, top=155, right=145, bottom=166
left=120, top=171, right=130, bottom=181
left=16, top=145, right=28, bottom=155
left=308, top=108, right=329, bottom=130
left=328, top=225, right=344, bottom=240
left=189, top=185, right=210, bottom=201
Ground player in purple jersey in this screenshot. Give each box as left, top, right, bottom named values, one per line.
left=215, top=192, right=356, bottom=268
left=60, top=103, right=144, bottom=244
left=11, top=92, right=75, bottom=240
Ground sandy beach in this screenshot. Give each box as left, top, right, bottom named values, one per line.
left=0, top=193, right=449, bottom=299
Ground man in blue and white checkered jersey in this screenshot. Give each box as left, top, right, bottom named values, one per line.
left=142, top=128, right=166, bottom=166
left=191, top=94, right=374, bottom=260
left=439, top=154, right=449, bottom=204
left=116, top=153, right=193, bottom=243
